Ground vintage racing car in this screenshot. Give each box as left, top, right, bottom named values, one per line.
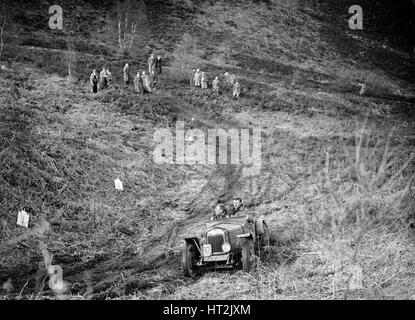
left=181, top=215, right=269, bottom=277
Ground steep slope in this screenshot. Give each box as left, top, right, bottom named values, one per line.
left=0, top=0, right=414, bottom=299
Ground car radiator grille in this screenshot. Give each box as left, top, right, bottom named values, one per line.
left=207, top=235, right=224, bottom=253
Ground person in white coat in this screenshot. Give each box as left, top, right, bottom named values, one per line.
left=123, top=63, right=130, bottom=86
left=212, top=76, right=219, bottom=93
left=233, top=81, right=241, bottom=99
left=194, top=69, right=201, bottom=87
left=201, top=71, right=208, bottom=89
left=141, top=71, right=152, bottom=93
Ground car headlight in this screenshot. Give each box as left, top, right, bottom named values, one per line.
left=221, top=243, right=231, bottom=252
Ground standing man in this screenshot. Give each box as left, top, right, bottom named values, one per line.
left=90, top=69, right=99, bottom=93
left=148, top=54, right=155, bottom=74
left=224, top=72, right=232, bottom=86
left=194, top=69, right=201, bottom=87
left=138, top=71, right=144, bottom=93
left=99, top=66, right=108, bottom=91
left=190, top=68, right=196, bottom=87
left=233, top=80, right=241, bottom=99
left=141, top=71, right=152, bottom=93
left=134, top=71, right=143, bottom=94
left=150, top=69, right=157, bottom=89
left=224, top=72, right=229, bottom=83
left=229, top=73, right=236, bottom=86
left=212, top=76, right=219, bottom=93
left=155, top=55, right=162, bottom=74
left=201, top=71, right=208, bottom=89
left=123, top=63, right=130, bottom=86
left=359, top=83, right=366, bottom=96
left=106, top=68, right=112, bottom=86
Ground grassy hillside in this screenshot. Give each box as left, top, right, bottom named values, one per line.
left=0, top=0, right=414, bottom=299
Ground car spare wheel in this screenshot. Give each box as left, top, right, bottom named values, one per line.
left=182, top=241, right=199, bottom=278
left=242, top=239, right=255, bottom=273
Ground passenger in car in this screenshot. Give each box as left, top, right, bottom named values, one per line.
left=211, top=204, right=228, bottom=220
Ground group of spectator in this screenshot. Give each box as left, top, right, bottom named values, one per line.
left=89, top=67, right=112, bottom=93
left=190, top=69, right=241, bottom=99
left=89, top=54, right=162, bottom=94
left=89, top=55, right=243, bottom=99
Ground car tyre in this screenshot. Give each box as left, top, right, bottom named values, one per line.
left=182, top=241, right=199, bottom=278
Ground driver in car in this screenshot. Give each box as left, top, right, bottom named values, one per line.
left=227, top=197, right=244, bottom=216
left=228, top=197, right=255, bottom=224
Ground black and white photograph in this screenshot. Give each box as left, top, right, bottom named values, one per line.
left=0, top=0, right=414, bottom=307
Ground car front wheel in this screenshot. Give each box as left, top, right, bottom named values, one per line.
left=182, top=241, right=199, bottom=278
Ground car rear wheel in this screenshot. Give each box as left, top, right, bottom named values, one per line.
left=241, top=239, right=255, bottom=273
left=182, top=241, right=199, bottom=278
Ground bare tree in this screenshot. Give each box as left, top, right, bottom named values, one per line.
left=61, top=10, right=78, bottom=81
left=115, top=0, right=147, bottom=55
left=0, top=18, right=5, bottom=62
left=65, top=40, right=76, bottom=80
left=0, top=2, right=7, bottom=62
